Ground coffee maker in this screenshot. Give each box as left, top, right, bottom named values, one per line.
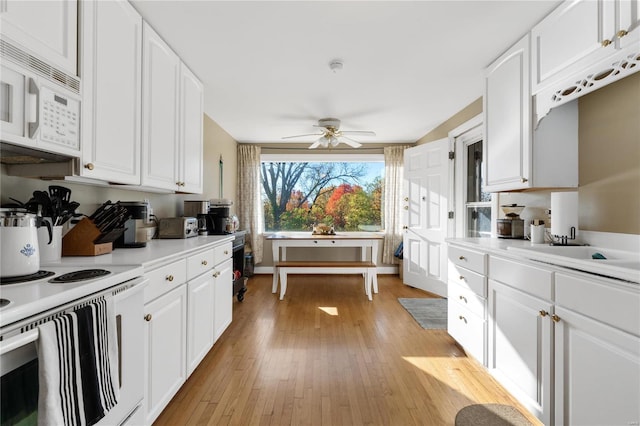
left=202, top=199, right=234, bottom=235
left=114, top=201, right=149, bottom=248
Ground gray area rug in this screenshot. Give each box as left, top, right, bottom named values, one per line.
left=455, top=404, right=533, bottom=426
left=398, top=298, right=447, bottom=329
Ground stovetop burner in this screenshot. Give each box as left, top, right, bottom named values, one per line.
left=0, top=270, right=56, bottom=285
left=49, top=269, right=111, bottom=283
left=0, top=299, right=10, bottom=308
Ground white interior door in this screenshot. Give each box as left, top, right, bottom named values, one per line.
left=402, top=139, right=450, bottom=297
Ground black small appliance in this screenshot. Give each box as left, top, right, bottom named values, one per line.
left=114, top=201, right=148, bottom=248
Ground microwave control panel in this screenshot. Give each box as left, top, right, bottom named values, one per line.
left=39, top=86, right=80, bottom=150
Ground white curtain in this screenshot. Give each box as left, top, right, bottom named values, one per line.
left=237, top=145, right=264, bottom=264
left=382, top=145, right=407, bottom=264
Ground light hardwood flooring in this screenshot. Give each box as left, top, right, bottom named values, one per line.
left=154, top=274, right=541, bottom=426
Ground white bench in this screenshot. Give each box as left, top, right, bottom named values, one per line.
left=273, top=261, right=377, bottom=301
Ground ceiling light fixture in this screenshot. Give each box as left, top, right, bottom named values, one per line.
left=329, top=59, right=343, bottom=73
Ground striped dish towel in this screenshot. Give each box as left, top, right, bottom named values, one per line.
left=36, top=297, right=120, bottom=426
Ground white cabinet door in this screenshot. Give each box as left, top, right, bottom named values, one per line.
left=483, top=35, right=531, bottom=192
left=0, top=0, right=78, bottom=75
left=80, top=0, right=142, bottom=184
left=141, top=22, right=180, bottom=191
left=531, top=0, right=616, bottom=94
left=554, top=306, right=640, bottom=426
left=402, top=139, right=450, bottom=297
left=187, top=271, right=214, bottom=376
left=178, top=63, right=204, bottom=194
left=213, top=258, right=233, bottom=342
left=618, top=0, right=640, bottom=49
left=488, top=279, right=553, bottom=425
left=144, top=284, right=187, bottom=425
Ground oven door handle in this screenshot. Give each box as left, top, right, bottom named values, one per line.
left=0, top=329, right=39, bottom=356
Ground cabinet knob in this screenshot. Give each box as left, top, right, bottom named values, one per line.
left=459, top=295, right=467, bottom=303
left=212, top=271, right=220, bottom=278
left=331, top=240, right=335, bottom=244
left=403, top=206, right=408, bottom=210
left=201, top=260, right=208, bottom=266
left=552, top=314, right=561, bottom=323
left=224, top=250, right=229, bottom=255
left=84, top=163, right=95, bottom=170
left=617, top=29, right=628, bottom=38
left=166, top=275, right=174, bottom=282
left=459, top=275, right=465, bottom=281
left=539, top=310, right=548, bottom=317
left=601, top=39, right=612, bottom=47
left=404, top=197, right=409, bottom=202
left=521, top=177, right=528, bottom=183
left=458, top=315, right=467, bottom=324
left=144, top=314, right=152, bottom=322
left=403, top=225, right=408, bottom=230
left=458, top=256, right=466, bottom=261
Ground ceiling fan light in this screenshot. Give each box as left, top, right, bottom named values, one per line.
left=329, top=136, right=339, bottom=147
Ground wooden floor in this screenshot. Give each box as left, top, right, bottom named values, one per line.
left=154, top=274, right=541, bottom=426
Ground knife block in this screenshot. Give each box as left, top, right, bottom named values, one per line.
left=62, top=217, right=112, bottom=256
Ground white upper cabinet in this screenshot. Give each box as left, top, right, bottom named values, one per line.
left=179, top=63, right=204, bottom=194
left=532, top=0, right=640, bottom=119
left=141, top=23, right=204, bottom=193
left=80, top=0, right=142, bottom=184
left=483, top=34, right=579, bottom=193
left=141, top=22, right=180, bottom=191
left=0, top=0, right=78, bottom=76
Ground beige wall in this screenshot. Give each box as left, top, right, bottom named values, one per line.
left=415, top=98, right=482, bottom=145
left=0, top=114, right=238, bottom=218
left=578, top=71, right=640, bottom=234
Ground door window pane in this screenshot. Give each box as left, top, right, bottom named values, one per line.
left=466, top=141, right=490, bottom=203
left=466, top=206, right=491, bottom=238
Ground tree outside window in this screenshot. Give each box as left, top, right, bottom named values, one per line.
left=261, top=161, right=383, bottom=232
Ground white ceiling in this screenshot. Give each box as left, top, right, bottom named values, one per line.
left=131, top=1, right=561, bottom=145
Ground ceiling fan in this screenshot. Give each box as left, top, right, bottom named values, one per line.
left=282, top=118, right=376, bottom=149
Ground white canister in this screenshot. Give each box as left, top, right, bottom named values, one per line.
left=38, top=225, right=63, bottom=263
left=0, top=210, right=40, bottom=277
left=530, top=224, right=546, bottom=244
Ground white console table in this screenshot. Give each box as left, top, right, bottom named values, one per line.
left=266, top=232, right=383, bottom=295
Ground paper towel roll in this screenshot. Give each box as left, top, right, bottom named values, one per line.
left=551, top=192, right=578, bottom=237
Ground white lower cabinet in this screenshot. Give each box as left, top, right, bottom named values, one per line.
left=143, top=284, right=187, bottom=425
left=488, top=279, right=553, bottom=425
left=187, top=272, right=215, bottom=376
left=213, top=258, right=233, bottom=341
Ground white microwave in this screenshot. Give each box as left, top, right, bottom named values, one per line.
left=1, top=60, right=81, bottom=160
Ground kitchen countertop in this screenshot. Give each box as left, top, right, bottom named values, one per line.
left=447, top=237, right=640, bottom=284
left=44, top=235, right=235, bottom=271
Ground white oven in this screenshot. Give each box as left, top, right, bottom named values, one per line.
left=0, top=270, right=146, bottom=426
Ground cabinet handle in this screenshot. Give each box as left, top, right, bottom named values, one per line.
left=144, top=314, right=152, bottom=322
left=552, top=314, right=561, bottom=323
left=459, top=295, right=467, bottom=303
left=458, top=315, right=467, bottom=324
left=539, top=310, right=548, bottom=317
left=166, top=275, right=174, bottom=282
left=201, top=260, right=208, bottom=266
left=84, top=163, right=95, bottom=170
left=617, top=29, right=628, bottom=39
left=458, top=256, right=466, bottom=261
left=602, top=39, right=612, bottom=47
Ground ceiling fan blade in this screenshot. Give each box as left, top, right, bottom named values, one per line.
left=339, top=130, right=376, bottom=136
left=308, top=140, right=322, bottom=149
left=340, top=136, right=362, bottom=148
left=282, top=133, right=324, bottom=139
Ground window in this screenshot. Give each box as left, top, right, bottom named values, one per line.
left=261, top=154, right=383, bottom=232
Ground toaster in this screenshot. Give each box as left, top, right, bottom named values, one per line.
left=158, top=217, right=199, bottom=239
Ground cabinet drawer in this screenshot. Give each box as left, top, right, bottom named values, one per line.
left=213, top=242, right=233, bottom=265
left=448, top=245, right=487, bottom=275
left=449, top=281, right=486, bottom=319
left=448, top=301, right=486, bottom=365
left=187, top=248, right=214, bottom=280
left=448, top=262, right=487, bottom=297
left=489, top=256, right=553, bottom=301
left=556, top=272, right=640, bottom=336
left=144, top=259, right=187, bottom=303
